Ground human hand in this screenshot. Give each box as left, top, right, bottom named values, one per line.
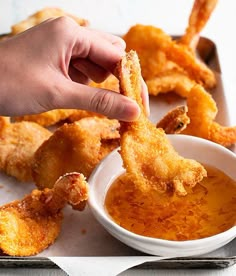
left=0, top=17, right=149, bottom=121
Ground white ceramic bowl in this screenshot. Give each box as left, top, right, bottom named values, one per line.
left=88, top=134, right=236, bottom=257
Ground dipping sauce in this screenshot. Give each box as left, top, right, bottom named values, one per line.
left=105, top=165, right=236, bottom=241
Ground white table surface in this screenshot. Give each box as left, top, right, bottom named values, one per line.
left=0, top=0, right=236, bottom=275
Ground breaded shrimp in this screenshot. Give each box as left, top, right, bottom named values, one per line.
left=182, top=84, right=236, bottom=147
left=180, top=0, right=218, bottom=50
left=156, top=106, right=190, bottom=134
left=0, top=172, right=89, bottom=256
left=0, top=118, right=51, bottom=181
left=117, top=51, right=206, bottom=196
left=124, top=24, right=216, bottom=89
left=32, top=117, right=120, bottom=189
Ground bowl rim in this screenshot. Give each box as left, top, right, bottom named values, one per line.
left=88, top=134, right=236, bottom=247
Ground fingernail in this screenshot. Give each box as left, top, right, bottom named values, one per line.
left=117, top=38, right=126, bottom=52
left=118, top=100, right=140, bottom=122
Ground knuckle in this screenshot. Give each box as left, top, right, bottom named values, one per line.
left=50, top=16, right=77, bottom=37
left=89, top=89, right=115, bottom=115
left=55, top=15, right=76, bottom=27
left=116, top=36, right=126, bottom=49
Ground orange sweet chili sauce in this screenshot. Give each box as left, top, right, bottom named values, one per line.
left=105, top=165, right=236, bottom=241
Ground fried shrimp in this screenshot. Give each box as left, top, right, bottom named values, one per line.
left=89, top=74, right=119, bottom=92
left=146, top=70, right=195, bottom=98
left=124, top=24, right=216, bottom=89
left=182, top=84, right=236, bottom=147
left=66, top=110, right=105, bottom=123
left=156, top=106, right=190, bottom=134
left=0, top=118, right=51, bottom=181
left=0, top=172, right=89, bottom=256
left=32, top=117, right=120, bottom=189
left=13, top=109, right=76, bottom=127
left=117, top=51, right=206, bottom=196
left=14, top=109, right=105, bottom=127
left=11, top=7, right=88, bottom=35
left=180, top=0, right=218, bottom=50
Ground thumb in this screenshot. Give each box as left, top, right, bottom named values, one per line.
left=53, top=79, right=140, bottom=121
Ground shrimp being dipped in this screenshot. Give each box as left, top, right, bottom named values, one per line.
left=0, top=172, right=89, bottom=256
left=117, top=51, right=206, bottom=196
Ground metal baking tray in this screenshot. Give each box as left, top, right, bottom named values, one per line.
left=0, top=35, right=235, bottom=270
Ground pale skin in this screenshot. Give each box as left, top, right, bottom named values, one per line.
left=0, top=16, right=149, bottom=121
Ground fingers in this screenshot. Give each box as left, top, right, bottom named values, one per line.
left=72, top=26, right=126, bottom=73
left=71, top=58, right=110, bottom=83
left=70, top=28, right=125, bottom=83
left=68, top=65, right=89, bottom=84
left=52, top=79, right=140, bottom=121
left=67, top=66, right=149, bottom=119
left=86, top=28, right=126, bottom=51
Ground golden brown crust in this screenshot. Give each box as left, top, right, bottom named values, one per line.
left=156, top=106, right=190, bottom=134
left=117, top=51, right=206, bottom=196
left=0, top=120, right=51, bottom=181
left=124, top=24, right=216, bottom=94
left=146, top=70, right=195, bottom=97
left=182, top=84, right=236, bottom=146
left=89, top=74, right=119, bottom=92
left=13, top=109, right=76, bottom=127
left=180, top=0, right=218, bottom=50
left=0, top=172, right=88, bottom=256
left=11, top=7, right=89, bottom=35
left=32, top=117, right=120, bottom=189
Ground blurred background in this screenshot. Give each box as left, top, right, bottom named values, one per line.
left=0, top=0, right=235, bottom=102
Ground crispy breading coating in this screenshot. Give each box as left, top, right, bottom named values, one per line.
left=124, top=24, right=216, bottom=89
left=0, top=172, right=89, bottom=256
left=13, top=109, right=76, bottom=127
left=182, top=84, right=236, bottom=147
left=156, top=106, right=190, bottom=134
left=0, top=118, right=51, bottom=181
left=11, top=7, right=88, bottom=35
left=89, top=74, right=119, bottom=92
left=32, top=117, right=120, bottom=189
left=146, top=70, right=195, bottom=98
left=180, top=0, right=218, bottom=50
left=67, top=110, right=105, bottom=123
left=117, top=51, right=206, bottom=196
left=14, top=109, right=107, bottom=127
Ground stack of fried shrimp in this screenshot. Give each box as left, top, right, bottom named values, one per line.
left=91, top=0, right=236, bottom=147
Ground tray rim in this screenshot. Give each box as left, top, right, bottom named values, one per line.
left=0, top=256, right=235, bottom=269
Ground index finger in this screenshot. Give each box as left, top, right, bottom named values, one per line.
left=86, top=28, right=126, bottom=51
left=72, top=27, right=126, bottom=73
